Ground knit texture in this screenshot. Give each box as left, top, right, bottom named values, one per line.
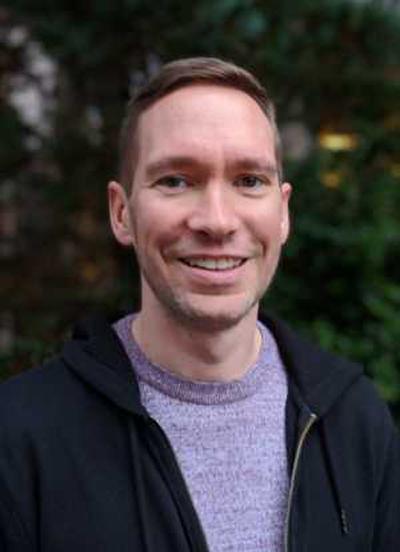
left=114, top=314, right=288, bottom=551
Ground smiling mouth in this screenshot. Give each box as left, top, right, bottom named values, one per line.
left=179, top=257, right=246, bottom=271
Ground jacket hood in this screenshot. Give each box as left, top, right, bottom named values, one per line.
left=62, top=312, right=363, bottom=420
left=62, top=313, right=149, bottom=418
left=261, top=314, right=363, bottom=417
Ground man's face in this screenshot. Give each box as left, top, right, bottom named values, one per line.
left=114, top=84, right=291, bottom=330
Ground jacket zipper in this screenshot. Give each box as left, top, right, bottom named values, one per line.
left=284, top=412, right=318, bottom=552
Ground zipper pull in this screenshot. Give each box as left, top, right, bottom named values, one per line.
left=340, top=508, right=350, bottom=535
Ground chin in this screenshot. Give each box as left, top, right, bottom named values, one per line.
left=167, top=294, right=259, bottom=332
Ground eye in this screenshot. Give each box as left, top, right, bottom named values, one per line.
left=235, top=175, right=267, bottom=192
left=155, top=175, right=189, bottom=191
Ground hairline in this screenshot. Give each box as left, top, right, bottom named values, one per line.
left=119, top=62, right=283, bottom=192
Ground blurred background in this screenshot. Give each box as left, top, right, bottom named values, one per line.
left=0, top=0, right=399, bottom=421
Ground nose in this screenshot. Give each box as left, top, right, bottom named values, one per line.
left=186, top=184, right=239, bottom=240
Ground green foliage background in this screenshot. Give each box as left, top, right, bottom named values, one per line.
left=1, top=0, right=399, bottom=420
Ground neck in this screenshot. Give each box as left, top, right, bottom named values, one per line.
left=131, top=307, right=261, bottom=382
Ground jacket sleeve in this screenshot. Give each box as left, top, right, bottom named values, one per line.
left=0, top=385, right=35, bottom=552
left=372, top=416, right=400, bottom=551
left=0, top=485, right=33, bottom=551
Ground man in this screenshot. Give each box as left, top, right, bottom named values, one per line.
left=0, top=57, right=398, bottom=552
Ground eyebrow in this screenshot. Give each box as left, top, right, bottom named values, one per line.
left=230, top=157, right=278, bottom=177
left=145, top=155, right=278, bottom=179
left=145, top=156, right=202, bottom=179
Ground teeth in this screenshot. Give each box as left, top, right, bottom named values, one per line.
left=183, top=257, right=243, bottom=270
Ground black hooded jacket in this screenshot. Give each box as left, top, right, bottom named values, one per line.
left=0, top=314, right=399, bottom=551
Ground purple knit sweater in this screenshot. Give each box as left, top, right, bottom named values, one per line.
left=114, top=314, right=288, bottom=551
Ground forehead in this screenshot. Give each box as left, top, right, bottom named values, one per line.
left=135, top=84, right=276, bottom=166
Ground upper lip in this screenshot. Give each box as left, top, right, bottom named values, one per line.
left=177, top=254, right=247, bottom=259
left=178, top=256, right=248, bottom=269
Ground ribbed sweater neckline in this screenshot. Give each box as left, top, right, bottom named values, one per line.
left=114, top=314, right=279, bottom=405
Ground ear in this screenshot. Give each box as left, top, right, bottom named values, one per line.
left=280, top=182, right=292, bottom=245
left=108, top=180, right=135, bottom=246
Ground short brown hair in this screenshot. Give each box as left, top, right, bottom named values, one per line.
left=119, top=57, right=282, bottom=190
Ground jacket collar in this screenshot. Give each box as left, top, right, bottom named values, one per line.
left=63, top=313, right=149, bottom=418
left=260, top=313, right=363, bottom=417
left=62, top=312, right=363, bottom=419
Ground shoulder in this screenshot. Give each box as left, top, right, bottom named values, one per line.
left=330, top=373, right=397, bottom=447
left=0, top=356, right=81, bottom=438
left=261, top=312, right=397, bottom=436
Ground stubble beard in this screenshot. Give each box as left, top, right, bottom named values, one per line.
left=139, top=263, right=271, bottom=334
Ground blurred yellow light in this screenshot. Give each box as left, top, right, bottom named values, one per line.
left=81, top=262, right=99, bottom=283
left=321, top=171, right=341, bottom=189
left=390, top=163, right=400, bottom=178
left=319, top=132, right=358, bottom=151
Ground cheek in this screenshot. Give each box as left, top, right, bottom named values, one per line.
left=133, top=210, right=180, bottom=259
left=138, top=196, right=189, bottom=234
left=248, top=210, right=283, bottom=245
